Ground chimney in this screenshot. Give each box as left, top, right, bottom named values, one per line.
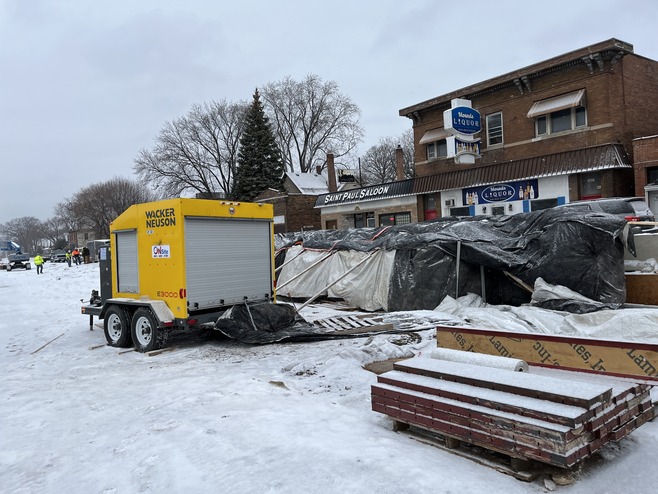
left=327, top=153, right=337, bottom=193
left=315, top=165, right=322, bottom=175
left=395, top=145, right=404, bottom=181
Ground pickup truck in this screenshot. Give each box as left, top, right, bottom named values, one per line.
left=6, top=253, right=31, bottom=271
left=51, top=250, right=68, bottom=262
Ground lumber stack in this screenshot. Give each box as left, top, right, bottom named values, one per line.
left=371, top=357, right=654, bottom=468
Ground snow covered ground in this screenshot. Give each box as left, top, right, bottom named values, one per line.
left=2, top=261, right=658, bottom=493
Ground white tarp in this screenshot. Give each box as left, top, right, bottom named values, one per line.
left=276, top=245, right=395, bottom=311
left=433, top=284, right=658, bottom=344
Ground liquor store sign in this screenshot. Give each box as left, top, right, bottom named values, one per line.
left=444, top=106, right=481, bottom=135
left=443, top=98, right=481, bottom=165
left=463, top=179, right=539, bottom=205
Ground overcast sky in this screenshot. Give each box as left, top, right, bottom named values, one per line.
left=1, top=0, right=657, bottom=225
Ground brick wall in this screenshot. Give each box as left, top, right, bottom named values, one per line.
left=633, top=136, right=658, bottom=196
left=255, top=191, right=321, bottom=233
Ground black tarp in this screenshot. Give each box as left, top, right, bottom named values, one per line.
left=275, top=208, right=632, bottom=311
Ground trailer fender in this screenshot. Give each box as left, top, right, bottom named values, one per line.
left=99, top=298, right=175, bottom=326
left=147, top=300, right=176, bottom=325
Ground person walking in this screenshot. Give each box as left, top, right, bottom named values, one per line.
left=65, top=250, right=72, bottom=267
left=82, top=246, right=91, bottom=264
left=72, top=248, right=80, bottom=266
left=34, top=254, right=45, bottom=274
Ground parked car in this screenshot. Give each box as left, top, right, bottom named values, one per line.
left=557, top=197, right=655, bottom=224
left=51, top=250, right=68, bottom=262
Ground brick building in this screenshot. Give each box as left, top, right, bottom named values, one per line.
left=633, top=135, right=658, bottom=213
left=255, top=164, right=359, bottom=233
left=315, top=38, right=658, bottom=226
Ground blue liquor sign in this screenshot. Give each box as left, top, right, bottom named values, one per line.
left=463, top=179, right=539, bottom=205
left=445, top=106, right=481, bottom=135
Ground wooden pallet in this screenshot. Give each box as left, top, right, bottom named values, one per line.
left=397, top=423, right=540, bottom=481
left=372, top=356, right=654, bottom=470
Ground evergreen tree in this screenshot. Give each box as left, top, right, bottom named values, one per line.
left=232, top=89, right=285, bottom=201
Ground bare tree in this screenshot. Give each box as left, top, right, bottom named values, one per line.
left=66, top=177, right=157, bottom=238
left=0, top=217, right=43, bottom=254
left=134, top=100, right=247, bottom=198
left=360, top=137, right=398, bottom=185
left=261, top=74, right=364, bottom=173
left=42, top=216, right=69, bottom=248
left=360, top=130, right=415, bottom=186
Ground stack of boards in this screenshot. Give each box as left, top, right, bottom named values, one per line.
left=371, top=349, right=654, bottom=469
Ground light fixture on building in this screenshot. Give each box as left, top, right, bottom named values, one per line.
left=508, top=204, right=513, bottom=211
left=482, top=206, right=487, bottom=213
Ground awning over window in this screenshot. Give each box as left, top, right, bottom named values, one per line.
left=527, top=89, right=585, bottom=118
left=419, top=128, right=450, bottom=144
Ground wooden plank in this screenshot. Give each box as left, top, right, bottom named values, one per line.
left=372, top=398, right=575, bottom=467
left=393, top=357, right=613, bottom=409
left=625, top=273, right=658, bottom=305
left=436, top=325, right=658, bottom=381
left=343, top=316, right=371, bottom=327
left=146, top=347, right=174, bottom=357
left=401, top=426, right=539, bottom=482
left=325, top=324, right=395, bottom=336
left=372, top=385, right=579, bottom=449
left=316, top=318, right=345, bottom=331
left=377, top=370, right=589, bottom=429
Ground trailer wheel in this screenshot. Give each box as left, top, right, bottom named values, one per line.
left=104, top=306, right=133, bottom=348
left=131, top=307, right=167, bottom=353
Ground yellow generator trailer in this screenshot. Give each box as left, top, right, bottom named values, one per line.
left=81, top=198, right=275, bottom=352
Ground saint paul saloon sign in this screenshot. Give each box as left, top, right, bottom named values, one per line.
left=317, top=180, right=414, bottom=207
left=322, top=185, right=392, bottom=205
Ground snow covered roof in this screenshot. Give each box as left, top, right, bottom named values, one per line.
left=285, top=172, right=331, bottom=195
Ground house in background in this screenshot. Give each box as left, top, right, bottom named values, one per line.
left=255, top=157, right=359, bottom=233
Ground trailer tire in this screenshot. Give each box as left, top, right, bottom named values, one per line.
left=104, top=306, right=133, bottom=348
left=131, top=307, right=167, bottom=353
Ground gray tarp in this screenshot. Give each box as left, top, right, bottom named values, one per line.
left=275, top=208, right=632, bottom=312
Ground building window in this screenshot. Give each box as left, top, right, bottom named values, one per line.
left=580, top=172, right=601, bottom=199
left=531, top=198, right=559, bottom=211
left=353, top=212, right=375, bottom=228
left=449, top=206, right=471, bottom=217
left=528, top=89, right=587, bottom=137
left=427, top=139, right=447, bottom=160
left=535, top=106, right=587, bottom=136
left=379, top=212, right=411, bottom=226
left=486, top=112, right=503, bottom=146
left=648, top=167, right=658, bottom=185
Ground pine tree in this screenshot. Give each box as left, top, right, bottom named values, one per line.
left=232, top=89, right=285, bottom=201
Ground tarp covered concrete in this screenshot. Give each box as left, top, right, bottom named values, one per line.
left=275, top=208, right=632, bottom=312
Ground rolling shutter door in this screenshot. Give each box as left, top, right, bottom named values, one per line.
left=185, top=218, right=273, bottom=310
left=115, top=230, right=139, bottom=294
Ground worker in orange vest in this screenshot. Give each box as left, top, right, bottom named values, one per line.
left=72, top=248, right=81, bottom=265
